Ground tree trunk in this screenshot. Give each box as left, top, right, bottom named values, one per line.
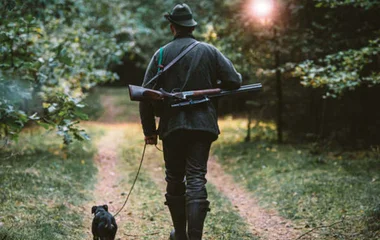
left=275, top=49, right=283, bottom=143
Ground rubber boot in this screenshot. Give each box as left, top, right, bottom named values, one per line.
left=165, top=194, right=188, bottom=240
left=187, top=200, right=210, bottom=240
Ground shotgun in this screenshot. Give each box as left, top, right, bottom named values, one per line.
left=128, top=83, right=262, bottom=107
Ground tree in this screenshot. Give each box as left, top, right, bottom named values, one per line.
left=0, top=0, right=131, bottom=143
left=295, top=1, right=380, bottom=98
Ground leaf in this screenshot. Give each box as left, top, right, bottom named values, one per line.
left=28, top=112, right=40, bottom=120
left=315, top=2, right=324, bottom=8
left=37, top=121, right=51, bottom=129
left=79, top=130, right=91, bottom=141
left=63, top=132, right=72, bottom=145
left=73, top=109, right=88, bottom=120
left=43, top=102, right=51, bottom=108
left=48, top=105, right=57, bottom=113
left=59, top=55, right=73, bottom=65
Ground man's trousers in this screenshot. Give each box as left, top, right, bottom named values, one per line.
left=162, top=130, right=215, bottom=201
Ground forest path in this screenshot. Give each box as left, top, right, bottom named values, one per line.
left=82, top=93, right=303, bottom=240
left=207, top=156, right=301, bottom=240
left=82, top=123, right=132, bottom=239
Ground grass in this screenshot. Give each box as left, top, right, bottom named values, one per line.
left=0, top=128, right=98, bottom=240
left=118, top=129, right=171, bottom=239
left=82, top=88, right=104, bottom=121
left=82, top=87, right=139, bottom=122
left=205, top=184, right=257, bottom=240
left=213, top=117, right=380, bottom=239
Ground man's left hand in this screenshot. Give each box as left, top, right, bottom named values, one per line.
left=145, top=135, right=158, bottom=145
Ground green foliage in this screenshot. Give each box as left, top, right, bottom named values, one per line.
left=295, top=39, right=380, bottom=97
left=293, top=0, right=380, bottom=97
left=315, top=0, right=380, bottom=9
left=0, top=78, right=30, bottom=139
left=0, top=0, right=124, bottom=142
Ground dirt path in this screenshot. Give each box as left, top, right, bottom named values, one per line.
left=207, top=156, right=302, bottom=240
left=97, top=95, right=126, bottom=123
left=83, top=123, right=130, bottom=239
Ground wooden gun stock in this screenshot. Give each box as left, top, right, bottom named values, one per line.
left=128, top=85, right=164, bottom=101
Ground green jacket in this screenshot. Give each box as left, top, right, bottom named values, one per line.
left=139, top=35, right=242, bottom=140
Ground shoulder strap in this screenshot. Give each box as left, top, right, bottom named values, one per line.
left=161, top=41, right=199, bottom=72
left=157, top=47, right=164, bottom=72
left=143, top=41, right=200, bottom=88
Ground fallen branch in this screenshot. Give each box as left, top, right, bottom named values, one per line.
left=295, top=219, right=344, bottom=240
left=0, top=152, right=21, bottom=161
left=124, top=232, right=160, bottom=237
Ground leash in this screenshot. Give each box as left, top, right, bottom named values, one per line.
left=113, top=143, right=147, bottom=217
left=155, top=144, right=163, bottom=152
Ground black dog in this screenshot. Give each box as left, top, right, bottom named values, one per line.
left=91, top=205, right=117, bottom=240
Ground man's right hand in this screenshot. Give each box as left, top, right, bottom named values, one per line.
left=145, top=135, right=158, bottom=145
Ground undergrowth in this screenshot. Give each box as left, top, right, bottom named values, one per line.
left=0, top=128, right=98, bottom=240
left=214, top=118, right=380, bottom=239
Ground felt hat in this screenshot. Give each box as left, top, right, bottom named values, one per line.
left=164, top=3, right=197, bottom=27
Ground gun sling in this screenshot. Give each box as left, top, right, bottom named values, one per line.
left=143, top=40, right=200, bottom=88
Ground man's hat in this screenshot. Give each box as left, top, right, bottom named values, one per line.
left=164, top=3, right=197, bottom=27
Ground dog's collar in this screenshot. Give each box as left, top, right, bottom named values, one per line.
left=95, top=210, right=104, bottom=216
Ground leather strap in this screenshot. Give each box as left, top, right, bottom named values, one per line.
left=143, top=41, right=200, bottom=88
left=162, top=41, right=199, bottom=72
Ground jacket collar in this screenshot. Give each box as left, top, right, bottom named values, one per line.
left=173, top=33, right=196, bottom=40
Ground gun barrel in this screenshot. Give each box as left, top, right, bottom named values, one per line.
left=181, top=88, right=221, bottom=99
left=209, top=83, right=262, bottom=98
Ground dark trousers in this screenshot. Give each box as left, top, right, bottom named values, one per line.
left=163, top=130, right=215, bottom=201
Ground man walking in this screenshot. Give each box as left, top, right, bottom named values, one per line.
left=139, top=3, right=242, bottom=240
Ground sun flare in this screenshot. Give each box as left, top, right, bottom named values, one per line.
left=249, top=0, right=274, bottom=18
